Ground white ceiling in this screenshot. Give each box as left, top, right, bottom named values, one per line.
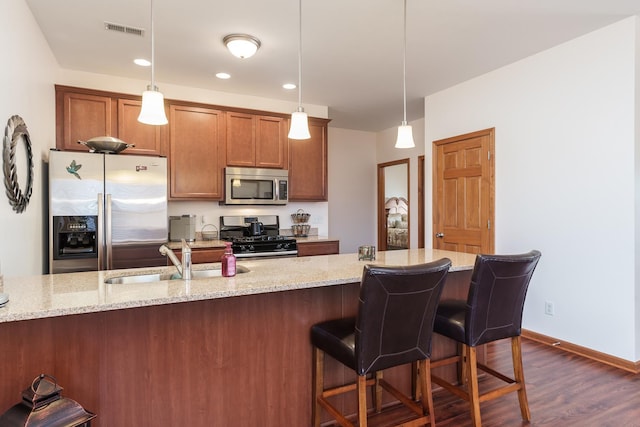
left=25, top=0, right=640, bottom=132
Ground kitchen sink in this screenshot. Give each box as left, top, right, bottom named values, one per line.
left=105, top=273, right=172, bottom=284
left=105, top=265, right=250, bottom=284
left=169, top=265, right=250, bottom=280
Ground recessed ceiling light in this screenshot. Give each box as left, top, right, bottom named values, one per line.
left=216, top=72, right=231, bottom=79
left=134, top=58, right=151, bottom=67
left=283, top=83, right=296, bottom=90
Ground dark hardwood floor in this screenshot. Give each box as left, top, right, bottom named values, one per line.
left=325, top=338, right=640, bottom=427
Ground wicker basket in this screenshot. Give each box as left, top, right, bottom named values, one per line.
left=292, top=224, right=311, bottom=237
left=291, top=209, right=311, bottom=224
left=201, top=224, right=218, bottom=240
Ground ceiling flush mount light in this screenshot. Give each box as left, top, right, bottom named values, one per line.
left=138, top=0, right=168, bottom=125
left=223, top=34, right=261, bottom=59
left=134, top=58, right=151, bottom=67
left=216, top=72, right=231, bottom=79
left=395, top=0, right=415, bottom=149
left=288, top=0, right=311, bottom=140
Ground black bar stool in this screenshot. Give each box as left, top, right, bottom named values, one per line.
left=430, top=250, right=541, bottom=427
left=311, top=258, right=452, bottom=427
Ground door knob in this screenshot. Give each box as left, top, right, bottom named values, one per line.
left=435, top=232, right=444, bottom=238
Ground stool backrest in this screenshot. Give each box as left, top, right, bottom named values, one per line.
left=465, top=250, right=541, bottom=346
left=355, top=258, right=451, bottom=375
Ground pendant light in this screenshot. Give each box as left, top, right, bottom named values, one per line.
left=288, top=0, right=311, bottom=140
left=395, top=0, right=415, bottom=148
left=138, top=0, right=168, bottom=125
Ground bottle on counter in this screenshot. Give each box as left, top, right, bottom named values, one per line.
left=221, top=242, right=236, bottom=277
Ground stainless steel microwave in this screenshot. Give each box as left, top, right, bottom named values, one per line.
left=224, top=167, right=288, bottom=205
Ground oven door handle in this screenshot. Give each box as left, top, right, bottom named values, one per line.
left=234, top=250, right=298, bottom=258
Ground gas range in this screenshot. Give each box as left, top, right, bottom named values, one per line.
left=219, top=215, right=298, bottom=258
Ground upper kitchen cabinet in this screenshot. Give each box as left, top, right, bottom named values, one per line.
left=56, top=85, right=116, bottom=151
left=169, top=103, right=226, bottom=200
left=55, top=85, right=164, bottom=156
left=117, top=99, right=164, bottom=156
left=226, top=112, right=287, bottom=169
left=288, top=117, right=330, bottom=201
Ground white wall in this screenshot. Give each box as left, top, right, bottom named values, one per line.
left=0, top=0, right=58, bottom=277
left=377, top=118, right=425, bottom=249
left=327, top=127, right=377, bottom=253
left=425, top=18, right=638, bottom=361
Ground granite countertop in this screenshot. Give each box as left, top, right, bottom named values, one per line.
left=0, top=249, right=476, bottom=324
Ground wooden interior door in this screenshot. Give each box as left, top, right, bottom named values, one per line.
left=433, top=128, right=495, bottom=254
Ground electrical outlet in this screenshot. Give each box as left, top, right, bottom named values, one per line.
left=544, top=301, right=554, bottom=316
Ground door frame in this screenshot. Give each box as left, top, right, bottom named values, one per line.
left=432, top=128, right=495, bottom=253
left=377, top=158, right=410, bottom=251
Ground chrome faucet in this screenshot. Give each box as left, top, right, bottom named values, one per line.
left=159, top=239, right=192, bottom=280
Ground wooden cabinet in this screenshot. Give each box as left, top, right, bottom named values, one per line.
left=288, top=117, right=330, bottom=201
left=169, top=104, right=226, bottom=200
left=171, top=247, right=226, bottom=264
left=297, top=240, right=339, bottom=257
left=226, top=112, right=287, bottom=169
left=55, top=86, right=331, bottom=202
left=56, top=87, right=116, bottom=151
left=55, top=85, right=164, bottom=156
left=117, top=99, right=164, bottom=156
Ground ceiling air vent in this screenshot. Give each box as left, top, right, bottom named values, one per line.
left=104, top=22, right=145, bottom=37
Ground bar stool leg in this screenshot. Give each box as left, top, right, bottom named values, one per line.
left=465, top=346, right=482, bottom=427
left=418, top=359, right=436, bottom=424
left=374, top=371, right=383, bottom=412
left=312, top=348, right=324, bottom=427
left=357, top=375, right=368, bottom=427
left=511, top=336, right=531, bottom=421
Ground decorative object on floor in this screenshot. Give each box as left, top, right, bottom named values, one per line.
left=138, top=0, right=168, bottom=125
left=431, top=250, right=542, bottom=427
left=3, top=115, right=33, bottom=213
left=311, top=259, right=452, bottom=427
left=0, top=374, right=96, bottom=426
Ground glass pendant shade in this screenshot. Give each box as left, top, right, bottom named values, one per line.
left=288, top=108, right=311, bottom=140
left=395, top=122, right=415, bottom=148
left=138, top=88, right=168, bottom=125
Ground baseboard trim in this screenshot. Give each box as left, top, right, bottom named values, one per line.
left=521, top=329, right=639, bottom=374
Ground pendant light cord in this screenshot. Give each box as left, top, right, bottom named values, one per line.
left=297, top=0, right=303, bottom=108
left=402, top=0, right=407, bottom=124
left=150, top=0, right=156, bottom=89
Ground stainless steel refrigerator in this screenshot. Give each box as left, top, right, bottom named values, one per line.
left=48, top=149, right=168, bottom=273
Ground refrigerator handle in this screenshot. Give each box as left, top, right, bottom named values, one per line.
left=97, top=193, right=105, bottom=271
left=106, top=193, right=113, bottom=270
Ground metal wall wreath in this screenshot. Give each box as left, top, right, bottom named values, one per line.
left=3, top=115, right=34, bottom=213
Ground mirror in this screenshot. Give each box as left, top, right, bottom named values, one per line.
left=377, top=159, right=409, bottom=251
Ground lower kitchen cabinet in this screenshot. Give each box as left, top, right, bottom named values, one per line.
left=296, top=240, right=339, bottom=257
left=112, top=244, right=167, bottom=269
left=170, top=247, right=226, bottom=264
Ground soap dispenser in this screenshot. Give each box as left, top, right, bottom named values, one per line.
left=221, top=242, right=236, bottom=277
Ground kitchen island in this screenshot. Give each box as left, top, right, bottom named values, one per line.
left=0, top=249, right=476, bottom=426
